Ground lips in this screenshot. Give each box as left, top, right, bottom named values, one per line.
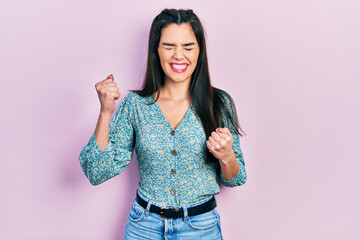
left=170, top=63, right=189, bottom=73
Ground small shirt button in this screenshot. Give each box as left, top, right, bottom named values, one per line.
left=171, top=150, right=177, bottom=156
left=170, top=130, right=175, bottom=136
left=171, top=189, right=176, bottom=195
left=170, top=169, right=176, bottom=174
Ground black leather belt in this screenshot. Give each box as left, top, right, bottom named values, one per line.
left=136, top=191, right=217, bottom=219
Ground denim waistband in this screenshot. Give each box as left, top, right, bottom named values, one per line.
left=136, top=188, right=216, bottom=208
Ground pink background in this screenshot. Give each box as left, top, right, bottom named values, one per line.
left=1, top=0, right=359, bottom=239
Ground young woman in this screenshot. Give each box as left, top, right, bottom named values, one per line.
left=79, top=8, right=247, bottom=239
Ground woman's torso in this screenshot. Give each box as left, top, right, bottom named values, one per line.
left=128, top=92, right=220, bottom=207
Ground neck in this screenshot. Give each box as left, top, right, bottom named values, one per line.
left=157, top=77, right=191, bottom=101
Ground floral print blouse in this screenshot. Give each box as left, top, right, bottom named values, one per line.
left=79, top=91, right=247, bottom=207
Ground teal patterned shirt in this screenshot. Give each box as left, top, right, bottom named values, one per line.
left=79, top=91, right=247, bottom=207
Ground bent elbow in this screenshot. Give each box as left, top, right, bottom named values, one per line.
left=89, top=178, right=101, bottom=186
left=87, top=173, right=104, bottom=186
left=239, top=170, right=247, bottom=185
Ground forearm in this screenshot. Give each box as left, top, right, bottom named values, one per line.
left=219, top=152, right=240, bottom=181
left=94, top=111, right=112, bottom=151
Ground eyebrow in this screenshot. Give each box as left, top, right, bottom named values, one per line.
left=161, top=42, right=195, bottom=47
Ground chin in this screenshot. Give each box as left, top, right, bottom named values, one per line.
left=165, top=71, right=192, bottom=83
left=168, top=76, right=191, bottom=83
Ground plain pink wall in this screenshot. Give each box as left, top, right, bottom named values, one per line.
left=1, top=0, right=359, bottom=239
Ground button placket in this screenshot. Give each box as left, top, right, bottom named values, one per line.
left=169, top=129, right=178, bottom=200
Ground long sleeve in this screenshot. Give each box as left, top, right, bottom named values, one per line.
left=217, top=91, right=247, bottom=187
left=79, top=93, right=135, bottom=186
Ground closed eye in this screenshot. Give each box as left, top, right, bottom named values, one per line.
left=184, top=48, right=193, bottom=51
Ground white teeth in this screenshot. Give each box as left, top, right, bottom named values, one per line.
left=171, top=64, right=188, bottom=70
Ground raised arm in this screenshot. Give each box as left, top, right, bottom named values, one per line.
left=79, top=75, right=135, bottom=186
left=95, top=74, right=120, bottom=150
left=207, top=91, right=247, bottom=187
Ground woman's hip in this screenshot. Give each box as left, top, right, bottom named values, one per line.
left=124, top=197, right=223, bottom=240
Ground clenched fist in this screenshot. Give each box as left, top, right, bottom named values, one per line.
left=95, top=74, right=121, bottom=114
left=206, top=127, right=235, bottom=164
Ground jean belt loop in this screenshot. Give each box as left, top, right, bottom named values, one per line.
left=182, top=205, right=188, bottom=222
left=145, top=200, right=152, bottom=216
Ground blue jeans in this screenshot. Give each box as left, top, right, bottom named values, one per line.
left=123, top=193, right=223, bottom=240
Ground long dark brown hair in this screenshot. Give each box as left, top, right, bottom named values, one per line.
left=133, top=9, right=245, bottom=164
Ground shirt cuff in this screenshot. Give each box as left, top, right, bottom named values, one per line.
left=219, top=167, right=242, bottom=187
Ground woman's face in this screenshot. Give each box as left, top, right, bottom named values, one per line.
left=158, top=23, right=200, bottom=85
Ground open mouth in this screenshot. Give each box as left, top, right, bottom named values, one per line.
left=170, top=63, right=189, bottom=73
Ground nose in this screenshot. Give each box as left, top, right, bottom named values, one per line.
left=173, top=47, right=185, bottom=60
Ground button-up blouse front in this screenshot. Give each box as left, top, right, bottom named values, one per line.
left=79, top=91, right=247, bottom=207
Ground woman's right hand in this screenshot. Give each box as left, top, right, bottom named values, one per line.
left=95, top=74, right=121, bottom=114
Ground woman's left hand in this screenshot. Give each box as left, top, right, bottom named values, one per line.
left=206, top=127, right=235, bottom=164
